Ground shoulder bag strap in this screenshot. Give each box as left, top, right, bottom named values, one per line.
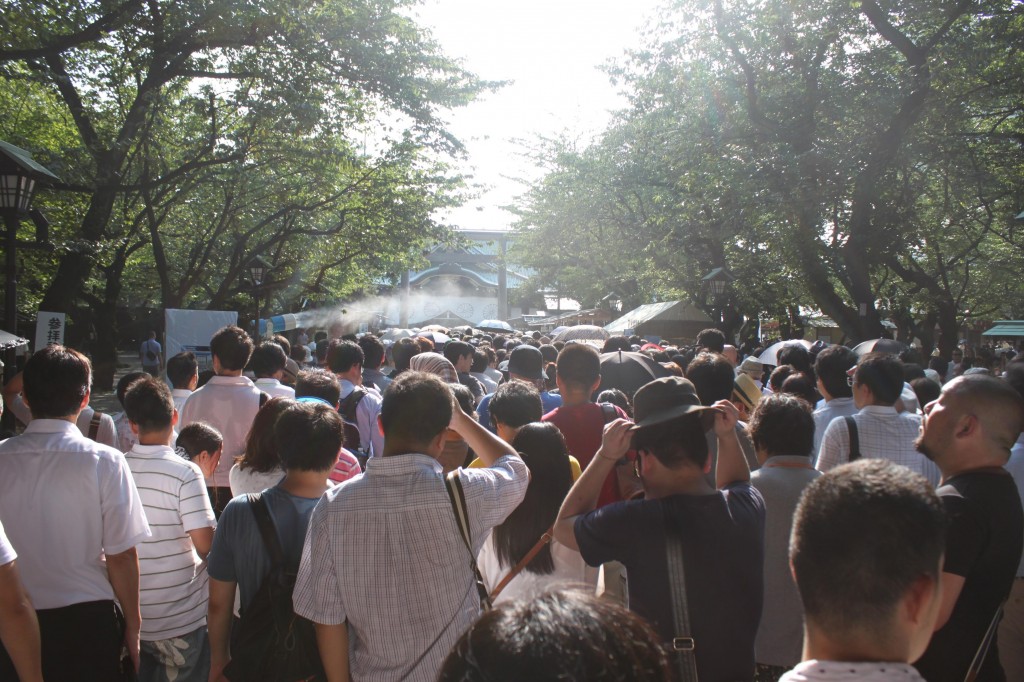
left=490, top=526, right=554, bottom=601
left=445, top=469, right=493, bottom=611
left=664, top=507, right=699, bottom=682
left=247, top=493, right=286, bottom=570
left=964, top=603, right=1005, bottom=682
left=600, top=402, right=618, bottom=423
left=88, top=412, right=102, bottom=440
left=844, top=416, right=861, bottom=462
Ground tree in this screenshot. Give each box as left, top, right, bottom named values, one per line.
left=1, top=0, right=487, bottom=380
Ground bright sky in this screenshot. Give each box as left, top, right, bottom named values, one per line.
left=411, top=0, right=664, bottom=232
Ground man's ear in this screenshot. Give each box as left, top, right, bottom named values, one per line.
left=902, top=572, right=939, bottom=627
left=955, top=414, right=978, bottom=439
left=129, top=420, right=140, bottom=436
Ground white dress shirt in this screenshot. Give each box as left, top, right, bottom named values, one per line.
left=812, top=397, right=858, bottom=457
left=817, top=405, right=940, bottom=486
left=0, top=419, right=151, bottom=609
left=254, top=377, right=296, bottom=400
left=340, top=379, right=384, bottom=458
left=179, top=375, right=263, bottom=487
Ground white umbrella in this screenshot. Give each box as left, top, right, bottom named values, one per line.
left=380, top=328, right=415, bottom=342
left=552, top=325, right=610, bottom=344
left=477, top=319, right=514, bottom=333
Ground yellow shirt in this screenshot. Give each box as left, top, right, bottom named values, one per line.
left=468, top=455, right=582, bottom=481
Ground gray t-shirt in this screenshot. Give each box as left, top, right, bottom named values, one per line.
left=750, top=457, right=822, bottom=668
left=207, top=485, right=321, bottom=611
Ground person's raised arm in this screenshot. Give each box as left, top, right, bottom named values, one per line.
left=711, top=400, right=749, bottom=488
left=448, top=399, right=516, bottom=468
left=106, top=546, right=141, bottom=671
left=0, top=559, right=42, bottom=682
left=554, top=419, right=633, bottom=551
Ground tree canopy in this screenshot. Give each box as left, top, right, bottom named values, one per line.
left=513, top=0, right=1024, bottom=350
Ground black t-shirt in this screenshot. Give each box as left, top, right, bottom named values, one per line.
left=914, top=470, right=1024, bottom=682
left=457, top=372, right=484, bottom=401
left=575, top=482, right=765, bottom=682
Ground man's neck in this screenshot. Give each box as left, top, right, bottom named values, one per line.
left=278, top=470, right=331, bottom=498
left=216, top=369, right=243, bottom=377
left=644, top=471, right=715, bottom=499
left=559, top=389, right=592, bottom=408
left=137, top=430, right=173, bottom=447
left=803, top=624, right=910, bottom=665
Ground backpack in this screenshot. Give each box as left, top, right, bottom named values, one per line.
left=144, top=341, right=157, bottom=363
left=223, top=494, right=324, bottom=682
left=339, top=387, right=367, bottom=454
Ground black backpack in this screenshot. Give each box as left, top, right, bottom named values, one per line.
left=339, top=387, right=367, bottom=454
left=223, top=494, right=324, bottom=682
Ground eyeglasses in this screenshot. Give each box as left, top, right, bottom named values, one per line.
left=847, top=375, right=855, bottom=387
left=633, top=451, right=643, bottom=479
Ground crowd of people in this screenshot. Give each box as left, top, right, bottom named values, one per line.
left=0, top=323, right=1022, bottom=682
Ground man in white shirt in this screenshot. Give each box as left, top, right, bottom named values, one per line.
left=140, top=331, right=162, bottom=376
left=166, top=351, right=199, bottom=413
left=123, top=377, right=216, bottom=682
left=811, top=345, right=859, bottom=456
left=326, top=340, right=384, bottom=458
left=817, top=353, right=940, bottom=486
left=782, top=459, right=944, bottom=682
left=251, top=342, right=295, bottom=399
left=0, top=345, right=150, bottom=680
left=2, top=371, right=117, bottom=448
left=179, top=326, right=263, bottom=515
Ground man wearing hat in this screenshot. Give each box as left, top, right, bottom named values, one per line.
left=554, top=377, right=765, bottom=682
left=477, top=345, right=562, bottom=434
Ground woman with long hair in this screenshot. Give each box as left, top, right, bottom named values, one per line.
left=228, top=397, right=294, bottom=497
left=476, top=422, right=598, bottom=604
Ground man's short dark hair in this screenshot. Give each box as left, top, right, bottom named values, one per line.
left=780, top=372, right=819, bottom=407
left=272, top=334, right=292, bottom=357
left=117, top=370, right=151, bottom=407
left=790, top=459, right=945, bottom=634
left=23, top=345, right=91, bottom=419
left=685, top=352, right=735, bottom=405
left=250, top=342, right=287, bottom=378
left=855, top=353, right=905, bottom=405
left=392, top=337, right=420, bottom=372
left=438, top=590, right=671, bottom=682
left=166, top=352, right=199, bottom=389
left=777, top=345, right=811, bottom=374
left=358, top=335, right=386, bottom=370
left=274, top=402, right=344, bottom=472
left=295, top=368, right=341, bottom=407
left=471, top=349, right=489, bottom=373
left=326, top=339, right=364, bottom=374
left=176, top=422, right=223, bottom=460
left=1005, top=360, right=1024, bottom=401
left=380, top=371, right=453, bottom=445
left=910, top=377, right=941, bottom=410
left=489, top=382, right=543, bottom=430
left=814, top=345, right=857, bottom=399
left=123, top=378, right=175, bottom=433
left=631, top=413, right=709, bottom=469
left=556, top=344, right=600, bottom=389
left=210, top=325, right=254, bottom=371
left=443, top=341, right=474, bottom=366
left=695, top=328, right=726, bottom=354
left=747, top=393, right=814, bottom=458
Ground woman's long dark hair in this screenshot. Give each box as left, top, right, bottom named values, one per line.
left=237, top=397, right=295, bottom=472
left=493, top=422, right=574, bottom=575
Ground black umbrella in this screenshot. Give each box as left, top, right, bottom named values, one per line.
left=598, top=351, right=672, bottom=399
left=851, top=338, right=908, bottom=357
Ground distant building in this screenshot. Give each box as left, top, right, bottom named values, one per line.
left=385, top=230, right=532, bottom=327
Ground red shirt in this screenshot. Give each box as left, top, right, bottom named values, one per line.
left=543, top=402, right=629, bottom=508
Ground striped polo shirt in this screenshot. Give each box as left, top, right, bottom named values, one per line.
left=125, top=443, right=217, bottom=640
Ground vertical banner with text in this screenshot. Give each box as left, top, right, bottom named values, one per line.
left=35, top=311, right=66, bottom=350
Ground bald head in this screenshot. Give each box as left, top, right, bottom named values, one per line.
left=944, top=375, right=1024, bottom=453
